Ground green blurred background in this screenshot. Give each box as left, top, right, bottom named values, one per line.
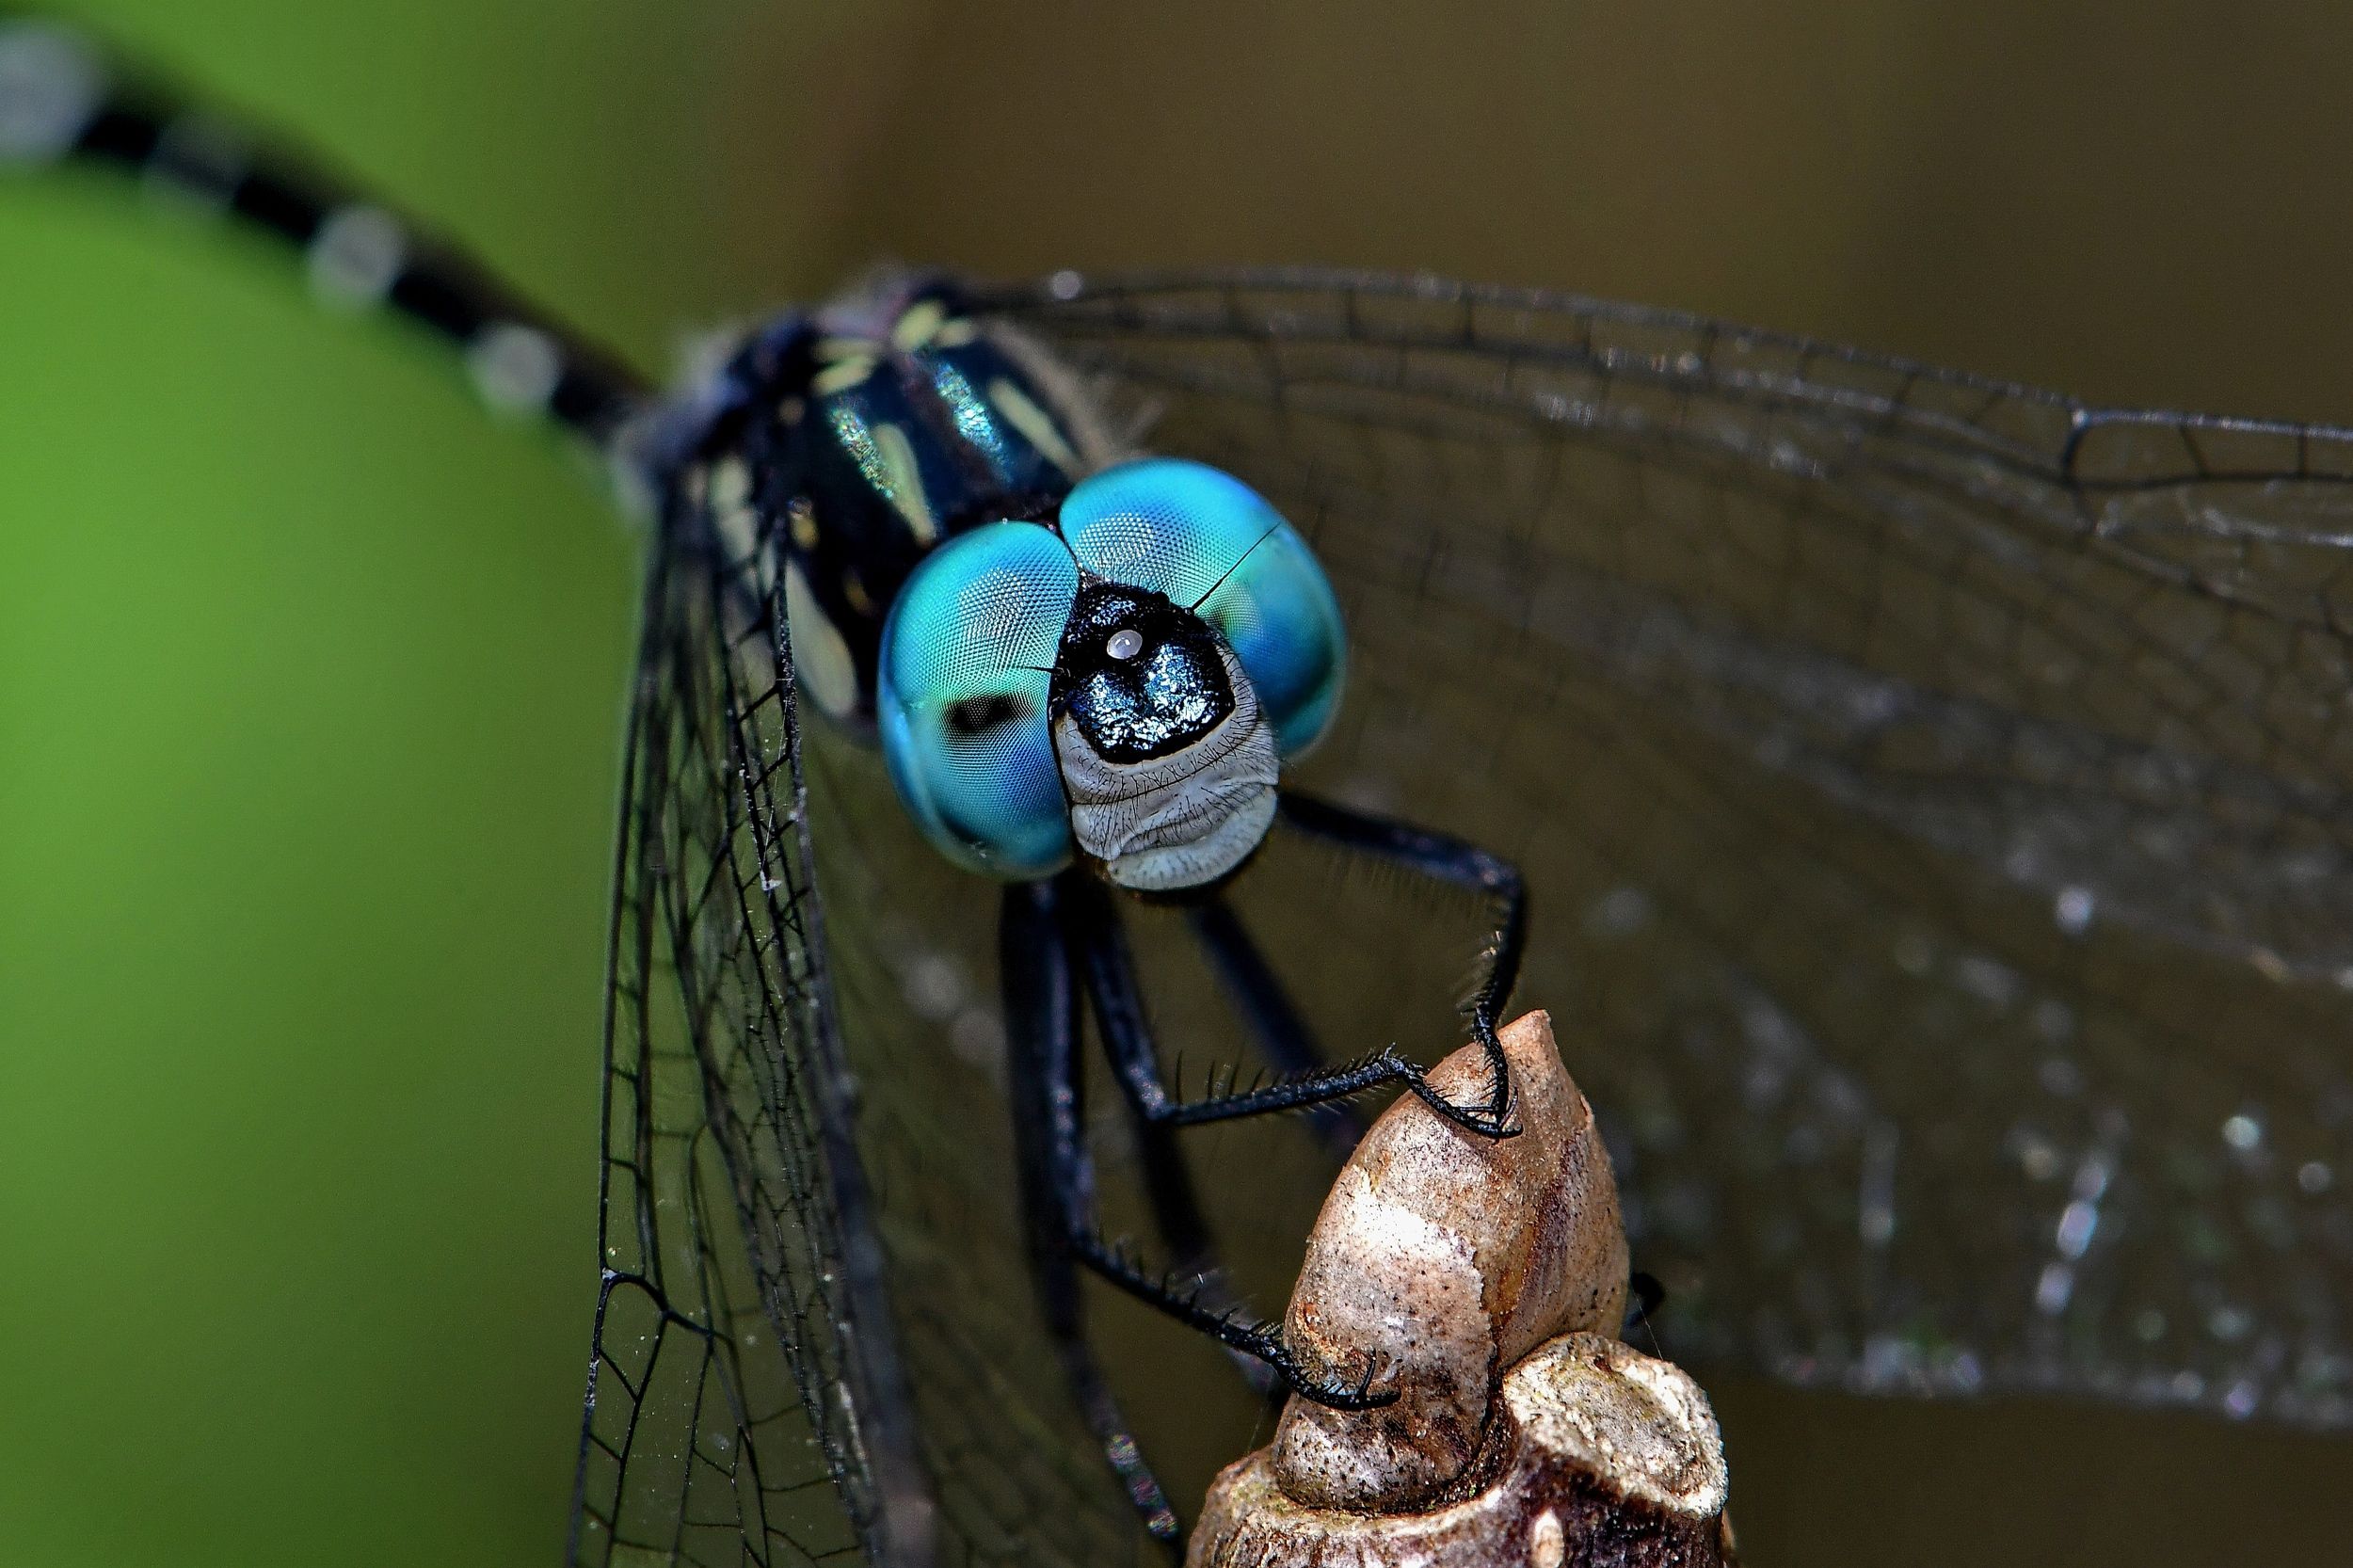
left=4, top=3, right=2350, bottom=1564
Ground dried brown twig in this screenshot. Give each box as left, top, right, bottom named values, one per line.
left=1189, top=1013, right=1736, bottom=1567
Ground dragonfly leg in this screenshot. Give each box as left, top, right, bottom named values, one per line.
left=1052, top=805, right=1528, bottom=1142
left=1055, top=877, right=1435, bottom=1132
left=1055, top=879, right=1312, bottom=1398
left=1041, top=874, right=1387, bottom=1411
left=1101, top=994, right=1291, bottom=1400
left=1008, top=882, right=1392, bottom=1416
left=1181, top=896, right=1368, bottom=1160
left=1274, top=790, right=1528, bottom=1139
left=999, top=880, right=1183, bottom=1552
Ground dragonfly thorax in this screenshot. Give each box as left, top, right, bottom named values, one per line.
left=728, top=279, right=1113, bottom=727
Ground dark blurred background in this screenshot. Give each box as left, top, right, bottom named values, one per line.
left=3, top=3, right=2349, bottom=1564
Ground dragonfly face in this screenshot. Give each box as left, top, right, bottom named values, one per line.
left=755, top=281, right=1349, bottom=888
left=1048, top=572, right=1281, bottom=891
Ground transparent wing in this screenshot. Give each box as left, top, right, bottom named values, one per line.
left=569, top=457, right=929, bottom=1567
left=970, top=269, right=2353, bottom=1429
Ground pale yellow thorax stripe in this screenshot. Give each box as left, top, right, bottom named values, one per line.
left=890, top=299, right=949, bottom=352
left=989, top=377, right=1082, bottom=476
left=872, top=422, right=939, bottom=543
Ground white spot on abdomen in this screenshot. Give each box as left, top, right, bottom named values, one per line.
left=468, top=322, right=563, bottom=415
left=309, top=204, right=406, bottom=308
left=0, top=22, right=101, bottom=163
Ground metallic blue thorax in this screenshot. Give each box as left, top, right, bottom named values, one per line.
left=744, top=281, right=1095, bottom=723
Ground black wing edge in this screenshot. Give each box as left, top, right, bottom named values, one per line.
left=970, top=265, right=2353, bottom=489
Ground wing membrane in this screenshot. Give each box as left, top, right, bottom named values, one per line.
left=976, top=270, right=2353, bottom=1428
left=571, top=456, right=926, bottom=1567
left=576, top=271, right=2353, bottom=1568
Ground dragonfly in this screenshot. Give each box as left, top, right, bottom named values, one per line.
left=6, top=13, right=2350, bottom=1568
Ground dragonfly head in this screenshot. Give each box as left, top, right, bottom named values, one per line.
left=876, top=458, right=1346, bottom=888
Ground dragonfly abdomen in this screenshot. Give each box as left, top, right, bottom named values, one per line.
left=0, top=19, right=648, bottom=447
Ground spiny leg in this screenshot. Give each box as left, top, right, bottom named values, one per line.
left=1000, top=880, right=1181, bottom=1550
left=1100, top=1040, right=1282, bottom=1400
left=1183, top=896, right=1366, bottom=1160
left=1049, top=797, right=1529, bottom=1142
left=1058, top=879, right=1292, bottom=1400
left=1026, top=876, right=1392, bottom=1412
left=1042, top=837, right=1535, bottom=1492
left=1277, top=790, right=1529, bottom=1137
left=1054, top=876, right=1388, bottom=1405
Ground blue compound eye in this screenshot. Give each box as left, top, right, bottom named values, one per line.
left=876, top=521, right=1078, bottom=879
left=1059, top=457, right=1345, bottom=756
